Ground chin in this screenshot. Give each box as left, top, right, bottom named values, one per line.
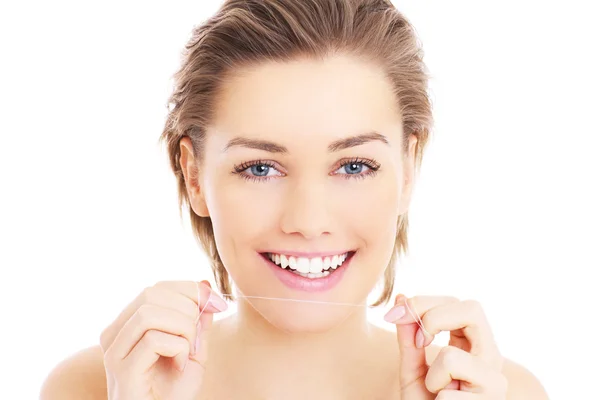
left=246, top=299, right=361, bottom=333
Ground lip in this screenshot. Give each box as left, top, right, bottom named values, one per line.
left=258, top=251, right=356, bottom=292
left=259, top=250, right=353, bottom=258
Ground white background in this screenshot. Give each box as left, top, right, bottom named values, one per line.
left=1, top=1, right=598, bottom=398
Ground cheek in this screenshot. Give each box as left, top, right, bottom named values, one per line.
left=204, top=178, right=277, bottom=256
left=208, top=174, right=401, bottom=240
left=340, top=176, right=401, bottom=276
left=340, top=175, right=400, bottom=236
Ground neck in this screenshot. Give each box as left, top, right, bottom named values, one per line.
left=217, top=297, right=377, bottom=394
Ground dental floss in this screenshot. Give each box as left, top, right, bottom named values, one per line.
left=221, top=293, right=372, bottom=307
left=196, top=281, right=212, bottom=324
left=404, top=297, right=431, bottom=337
left=195, top=286, right=430, bottom=337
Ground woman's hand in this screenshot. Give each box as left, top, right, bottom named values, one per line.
left=384, top=295, right=508, bottom=399
left=99, top=280, right=227, bottom=400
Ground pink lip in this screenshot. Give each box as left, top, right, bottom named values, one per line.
left=258, top=251, right=355, bottom=292
left=260, top=250, right=352, bottom=258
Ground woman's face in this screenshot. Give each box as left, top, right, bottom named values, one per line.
left=182, top=54, right=417, bottom=332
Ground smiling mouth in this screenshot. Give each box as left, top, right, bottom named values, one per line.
left=260, top=251, right=356, bottom=279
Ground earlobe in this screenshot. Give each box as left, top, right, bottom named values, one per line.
left=179, top=137, right=210, bottom=217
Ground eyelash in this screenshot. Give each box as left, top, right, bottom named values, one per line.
left=231, top=157, right=381, bottom=183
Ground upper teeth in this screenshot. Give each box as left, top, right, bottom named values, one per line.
left=268, top=253, right=348, bottom=274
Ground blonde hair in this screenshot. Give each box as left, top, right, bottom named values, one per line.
left=160, top=0, right=433, bottom=306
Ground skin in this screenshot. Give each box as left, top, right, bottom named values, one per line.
left=40, top=54, right=549, bottom=399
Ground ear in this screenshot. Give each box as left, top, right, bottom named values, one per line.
left=397, top=133, right=418, bottom=216
left=179, top=137, right=210, bottom=217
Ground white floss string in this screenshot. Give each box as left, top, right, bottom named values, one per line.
left=221, top=293, right=372, bottom=307
left=195, top=282, right=212, bottom=324
left=195, top=284, right=431, bottom=337
left=404, top=297, right=431, bottom=337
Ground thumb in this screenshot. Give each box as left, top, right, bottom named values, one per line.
left=191, top=280, right=218, bottom=365
left=392, top=295, right=431, bottom=399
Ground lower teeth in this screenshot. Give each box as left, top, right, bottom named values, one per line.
left=291, top=269, right=331, bottom=279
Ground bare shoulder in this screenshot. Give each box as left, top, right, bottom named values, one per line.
left=40, top=345, right=107, bottom=400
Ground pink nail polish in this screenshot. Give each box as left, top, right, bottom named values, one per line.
left=416, top=328, right=425, bottom=348
left=384, top=305, right=406, bottom=323
left=395, top=294, right=406, bottom=305
left=208, top=294, right=228, bottom=312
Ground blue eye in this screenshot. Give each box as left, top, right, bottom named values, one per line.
left=249, top=164, right=272, bottom=177
left=333, top=158, right=381, bottom=179
left=232, top=157, right=380, bottom=182
left=338, top=162, right=368, bottom=175
left=232, top=160, right=282, bottom=182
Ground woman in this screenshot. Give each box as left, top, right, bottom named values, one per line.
left=41, top=0, right=548, bottom=399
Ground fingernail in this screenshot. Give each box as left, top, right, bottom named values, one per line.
left=384, top=305, right=406, bottom=323
left=208, top=294, right=228, bottom=312
left=395, top=294, right=405, bottom=305
left=416, top=328, right=425, bottom=348
left=199, top=281, right=228, bottom=312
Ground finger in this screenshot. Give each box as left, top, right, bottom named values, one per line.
left=191, top=289, right=215, bottom=365
left=106, top=303, right=197, bottom=361
left=419, top=300, right=499, bottom=367
left=387, top=295, right=461, bottom=347
left=387, top=295, right=460, bottom=327
left=426, top=346, right=507, bottom=394
left=155, top=280, right=221, bottom=308
left=101, top=286, right=200, bottom=352
left=123, top=329, right=190, bottom=374
left=100, top=281, right=226, bottom=352
left=390, top=295, right=430, bottom=398
left=386, top=295, right=459, bottom=356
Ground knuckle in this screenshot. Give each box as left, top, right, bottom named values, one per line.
left=439, top=345, right=454, bottom=357
left=102, top=350, right=120, bottom=371
left=134, top=304, right=155, bottom=325
left=154, top=280, right=174, bottom=289
left=446, top=295, right=460, bottom=303
left=140, top=286, right=156, bottom=303
left=463, top=299, right=483, bottom=314
left=462, top=299, right=486, bottom=324
left=423, top=368, right=437, bottom=393
left=439, top=346, right=460, bottom=369
left=142, top=329, right=163, bottom=348
left=420, top=312, right=433, bottom=330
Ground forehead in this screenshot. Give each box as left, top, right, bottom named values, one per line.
left=210, top=54, right=402, bottom=144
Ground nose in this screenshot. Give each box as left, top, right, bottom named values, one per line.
left=279, top=180, right=332, bottom=239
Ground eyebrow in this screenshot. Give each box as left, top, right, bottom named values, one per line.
left=222, top=131, right=389, bottom=153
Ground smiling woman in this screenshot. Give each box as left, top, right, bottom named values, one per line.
left=40, top=0, right=549, bottom=399
left=175, top=53, right=415, bottom=336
